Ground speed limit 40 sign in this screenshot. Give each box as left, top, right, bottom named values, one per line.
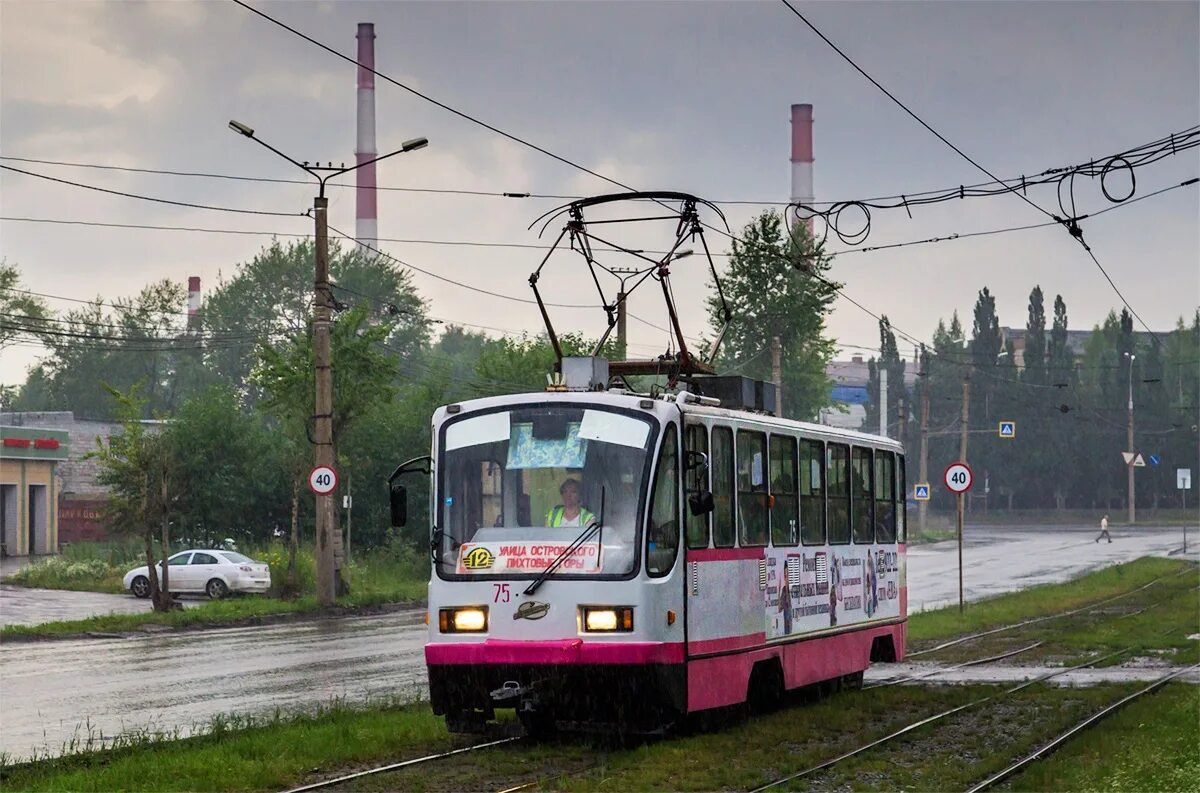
left=309, top=465, right=339, bottom=496
left=943, top=462, right=974, bottom=494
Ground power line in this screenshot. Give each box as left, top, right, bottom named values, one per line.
left=0, top=215, right=734, bottom=258
left=324, top=223, right=598, bottom=309
left=0, top=164, right=305, bottom=218
left=231, top=0, right=636, bottom=195
left=5, top=126, right=1191, bottom=210
left=776, top=0, right=1167, bottom=348
left=3, top=172, right=1194, bottom=267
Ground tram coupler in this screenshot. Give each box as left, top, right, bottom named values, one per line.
left=490, top=680, right=538, bottom=710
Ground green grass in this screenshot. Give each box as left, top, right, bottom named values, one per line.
left=999, top=683, right=1200, bottom=792
left=0, top=700, right=455, bottom=792
left=5, top=556, right=1197, bottom=791
left=1, top=540, right=430, bottom=640
left=907, top=556, right=1196, bottom=645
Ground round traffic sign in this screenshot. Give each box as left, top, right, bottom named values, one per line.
left=309, top=465, right=339, bottom=496
left=943, top=462, right=973, bottom=494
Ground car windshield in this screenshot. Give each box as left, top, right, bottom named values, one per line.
left=220, top=552, right=253, bottom=564
left=437, top=405, right=657, bottom=578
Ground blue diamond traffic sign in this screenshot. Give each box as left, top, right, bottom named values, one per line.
left=998, top=421, right=1016, bottom=438
left=914, top=484, right=931, bottom=501
left=1149, top=454, right=1160, bottom=466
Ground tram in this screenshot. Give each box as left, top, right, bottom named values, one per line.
left=390, top=361, right=908, bottom=734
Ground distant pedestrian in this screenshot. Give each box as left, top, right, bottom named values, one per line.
left=1095, top=514, right=1112, bottom=543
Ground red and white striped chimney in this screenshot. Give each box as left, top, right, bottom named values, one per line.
left=355, top=23, right=378, bottom=254
left=187, top=276, right=201, bottom=330
left=790, top=103, right=815, bottom=233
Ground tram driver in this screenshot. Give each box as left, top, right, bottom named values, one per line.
left=545, top=477, right=596, bottom=528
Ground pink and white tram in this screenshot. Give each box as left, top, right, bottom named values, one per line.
left=390, top=380, right=907, bottom=734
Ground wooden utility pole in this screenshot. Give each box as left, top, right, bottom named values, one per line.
left=616, top=289, right=628, bottom=360
left=919, top=380, right=930, bottom=536
left=957, top=375, right=971, bottom=613
left=313, top=195, right=337, bottom=606
left=772, top=336, right=783, bottom=417
left=879, top=367, right=888, bottom=437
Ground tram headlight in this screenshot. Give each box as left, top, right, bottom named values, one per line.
left=582, top=606, right=634, bottom=632
left=439, top=606, right=488, bottom=633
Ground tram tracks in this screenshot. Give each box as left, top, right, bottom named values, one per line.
left=748, top=643, right=1150, bottom=792
left=279, top=568, right=1196, bottom=793
left=279, top=736, right=521, bottom=793
left=964, top=663, right=1200, bottom=792
left=906, top=569, right=1189, bottom=659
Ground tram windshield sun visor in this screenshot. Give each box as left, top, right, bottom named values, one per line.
left=437, top=406, right=656, bottom=579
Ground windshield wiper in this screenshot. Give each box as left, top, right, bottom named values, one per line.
left=523, top=488, right=605, bottom=596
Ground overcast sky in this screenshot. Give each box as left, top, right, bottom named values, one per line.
left=2, top=0, right=1197, bottom=387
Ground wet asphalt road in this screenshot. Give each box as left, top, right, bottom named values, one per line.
left=0, top=523, right=1194, bottom=760
left=1, top=610, right=427, bottom=760
left=0, top=584, right=197, bottom=628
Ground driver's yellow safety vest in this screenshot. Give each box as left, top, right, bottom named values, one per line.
left=546, top=505, right=596, bottom=527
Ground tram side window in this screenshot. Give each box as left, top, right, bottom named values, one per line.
left=711, top=426, right=735, bottom=548
left=851, top=447, right=874, bottom=544
left=800, top=439, right=825, bottom=545
left=685, top=423, right=710, bottom=549
left=737, top=430, right=769, bottom=547
left=827, top=443, right=850, bottom=544
left=897, top=454, right=907, bottom=544
left=646, top=424, right=680, bottom=577
left=875, top=451, right=896, bottom=543
left=769, top=434, right=798, bottom=546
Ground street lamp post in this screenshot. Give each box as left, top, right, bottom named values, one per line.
left=1124, top=351, right=1136, bottom=526
left=229, top=121, right=427, bottom=605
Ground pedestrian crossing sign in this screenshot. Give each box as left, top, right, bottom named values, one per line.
left=998, top=421, right=1016, bottom=438
left=914, top=483, right=931, bottom=501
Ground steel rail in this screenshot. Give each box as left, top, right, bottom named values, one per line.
left=864, top=640, right=1044, bottom=690
left=747, top=644, right=1142, bottom=792
left=964, top=663, right=1200, bottom=792
left=751, top=581, right=1196, bottom=793
left=279, top=736, right=521, bottom=793
left=907, top=570, right=1187, bottom=658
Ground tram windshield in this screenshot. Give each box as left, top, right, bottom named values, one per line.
left=437, top=405, right=658, bottom=578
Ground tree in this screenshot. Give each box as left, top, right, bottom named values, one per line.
left=865, top=316, right=907, bottom=437
left=88, top=385, right=180, bottom=612
left=203, top=239, right=430, bottom=397
left=19, top=280, right=208, bottom=419
left=705, top=211, right=839, bottom=419
left=0, top=261, right=49, bottom=350
left=168, top=386, right=290, bottom=548
left=252, top=305, right=399, bottom=596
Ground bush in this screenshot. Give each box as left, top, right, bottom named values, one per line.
left=6, top=556, right=125, bottom=592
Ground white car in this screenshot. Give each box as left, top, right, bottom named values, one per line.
left=123, top=550, right=272, bottom=599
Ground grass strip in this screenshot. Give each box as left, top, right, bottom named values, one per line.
left=907, top=557, right=1195, bottom=644
left=997, top=683, right=1199, bottom=792
left=0, top=701, right=455, bottom=793
left=0, top=583, right=425, bottom=641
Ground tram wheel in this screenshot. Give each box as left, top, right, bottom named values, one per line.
left=445, top=710, right=488, bottom=734
left=518, top=709, right=557, bottom=740
left=747, top=660, right=785, bottom=714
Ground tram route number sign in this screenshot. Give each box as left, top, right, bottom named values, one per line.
left=943, top=462, right=973, bottom=494
left=309, top=465, right=339, bottom=496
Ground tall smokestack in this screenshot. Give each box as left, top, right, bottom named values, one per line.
left=187, top=276, right=201, bottom=331
left=790, top=103, right=814, bottom=233
left=355, top=23, right=378, bottom=255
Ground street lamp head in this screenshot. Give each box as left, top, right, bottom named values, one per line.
left=228, top=120, right=255, bottom=138
left=400, top=137, right=429, bottom=152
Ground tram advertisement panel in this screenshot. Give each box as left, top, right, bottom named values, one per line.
left=764, top=546, right=900, bottom=639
